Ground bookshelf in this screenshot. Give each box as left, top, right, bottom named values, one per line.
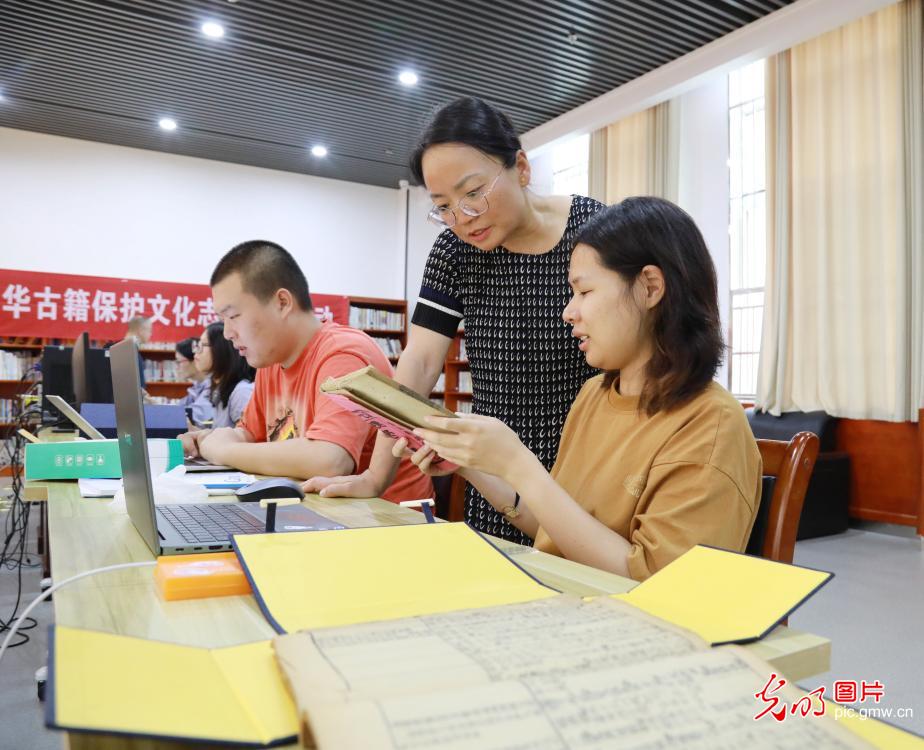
left=1, top=300, right=412, bottom=409
left=0, top=338, right=42, bottom=431
left=443, top=331, right=471, bottom=414
left=0, top=336, right=191, bottom=410
left=138, top=344, right=191, bottom=400
left=347, top=296, right=407, bottom=367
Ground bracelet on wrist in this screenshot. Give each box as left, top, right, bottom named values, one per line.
left=501, top=493, right=521, bottom=520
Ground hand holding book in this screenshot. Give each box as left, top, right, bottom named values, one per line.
left=320, top=365, right=460, bottom=470
left=413, top=413, right=535, bottom=486
left=391, top=436, right=457, bottom=477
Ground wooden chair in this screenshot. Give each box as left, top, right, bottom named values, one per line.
left=747, top=431, right=821, bottom=564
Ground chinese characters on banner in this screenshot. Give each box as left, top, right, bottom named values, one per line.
left=0, top=269, right=349, bottom=341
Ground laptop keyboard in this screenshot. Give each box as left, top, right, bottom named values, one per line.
left=157, top=504, right=264, bottom=544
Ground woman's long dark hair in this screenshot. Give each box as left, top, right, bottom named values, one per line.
left=175, top=337, right=195, bottom=361
left=203, top=322, right=255, bottom=409
left=410, top=97, right=521, bottom=183
left=575, top=197, right=725, bottom=416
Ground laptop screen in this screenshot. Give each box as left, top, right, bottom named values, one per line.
left=109, top=338, right=161, bottom=557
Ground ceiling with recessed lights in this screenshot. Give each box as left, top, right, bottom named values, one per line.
left=0, top=0, right=793, bottom=188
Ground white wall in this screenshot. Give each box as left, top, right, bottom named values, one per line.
left=677, top=77, right=731, bottom=387
left=526, top=150, right=555, bottom=196
left=0, top=127, right=404, bottom=298
left=404, top=184, right=441, bottom=315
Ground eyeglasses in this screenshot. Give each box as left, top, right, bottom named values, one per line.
left=427, top=168, right=504, bottom=229
left=192, top=341, right=210, bottom=353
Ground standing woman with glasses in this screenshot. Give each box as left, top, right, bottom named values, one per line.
left=306, top=97, right=604, bottom=544
left=193, top=322, right=256, bottom=429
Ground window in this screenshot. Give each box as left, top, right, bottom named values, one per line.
left=551, top=133, right=589, bottom=196
left=728, top=60, right=766, bottom=399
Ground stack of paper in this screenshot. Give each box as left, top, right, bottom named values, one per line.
left=78, top=472, right=255, bottom=498
left=273, top=597, right=868, bottom=749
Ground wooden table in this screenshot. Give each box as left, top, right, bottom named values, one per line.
left=30, top=480, right=831, bottom=749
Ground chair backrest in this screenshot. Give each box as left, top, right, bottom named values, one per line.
left=746, top=431, right=820, bottom=564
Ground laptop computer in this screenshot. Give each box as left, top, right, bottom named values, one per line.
left=109, top=338, right=345, bottom=556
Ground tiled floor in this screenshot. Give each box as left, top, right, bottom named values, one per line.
left=791, top=523, right=924, bottom=736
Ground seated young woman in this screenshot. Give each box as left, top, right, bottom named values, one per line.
left=406, top=196, right=762, bottom=580
left=193, top=321, right=256, bottom=429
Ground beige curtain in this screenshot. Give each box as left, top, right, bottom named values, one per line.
left=757, top=0, right=924, bottom=421
left=604, top=100, right=679, bottom=203
left=587, top=128, right=607, bottom=203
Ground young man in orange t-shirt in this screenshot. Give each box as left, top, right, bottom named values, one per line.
left=180, top=240, right=432, bottom=504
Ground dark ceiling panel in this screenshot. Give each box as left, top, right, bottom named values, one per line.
left=0, top=0, right=792, bottom=188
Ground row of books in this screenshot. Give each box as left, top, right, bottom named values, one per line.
left=372, top=337, right=403, bottom=358
left=349, top=307, right=405, bottom=331
left=456, top=371, right=472, bottom=393
left=142, top=359, right=188, bottom=383
left=0, top=350, right=39, bottom=380
left=0, top=398, right=20, bottom=421
left=147, top=395, right=178, bottom=406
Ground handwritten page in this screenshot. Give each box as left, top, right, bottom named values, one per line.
left=301, top=648, right=869, bottom=750
left=274, top=595, right=872, bottom=750
left=275, top=596, right=704, bottom=703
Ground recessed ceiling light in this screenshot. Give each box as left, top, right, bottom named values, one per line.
left=311, top=145, right=328, bottom=157
left=398, top=70, right=418, bottom=86
left=201, top=21, right=225, bottom=38
left=159, top=118, right=178, bottom=131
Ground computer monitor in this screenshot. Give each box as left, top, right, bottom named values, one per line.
left=71, top=332, right=113, bottom=405
left=41, top=345, right=74, bottom=421
left=71, top=332, right=89, bottom=405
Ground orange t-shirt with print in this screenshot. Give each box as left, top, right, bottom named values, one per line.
left=238, top=321, right=433, bottom=504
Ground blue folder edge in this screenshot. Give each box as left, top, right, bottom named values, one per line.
left=231, top=521, right=561, bottom=635
left=43, top=624, right=298, bottom=748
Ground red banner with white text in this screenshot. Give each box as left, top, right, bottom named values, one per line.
left=0, top=269, right=349, bottom=342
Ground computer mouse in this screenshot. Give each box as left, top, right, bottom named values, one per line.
left=235, top=477, right=305, bottom=503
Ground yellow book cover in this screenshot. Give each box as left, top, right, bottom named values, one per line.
left=232, top=522, right=558, bottom=633
left=614, top=545, right=833, bottom=645
left=46, top=626, right=298, bottom=747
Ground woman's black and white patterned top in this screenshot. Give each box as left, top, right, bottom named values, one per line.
left=411, top=195, right=604, bottom=544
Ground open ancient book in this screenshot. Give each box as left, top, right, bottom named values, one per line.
left=273, top=595, right=870, bottom=750
left=320, top=365, right=457, bottom=456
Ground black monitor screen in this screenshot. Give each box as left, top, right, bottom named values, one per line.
left=41, top=346, right=74, bottom=419
left=87, top=348, right=113, bottom=403
left=71, top=332, right=113, bottom=405
left=71, top=332, right=90, bottom=405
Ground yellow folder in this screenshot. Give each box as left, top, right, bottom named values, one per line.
left=47, top=626, right=298, bottom=747
left=614, top=545, right=833, bottom=645
left=232, top=522, right=558, bottom=632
